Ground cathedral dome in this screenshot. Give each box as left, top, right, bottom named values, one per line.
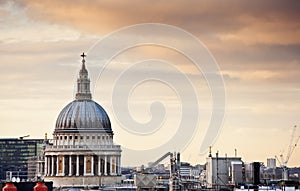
left=54, top=53, right=112, bottom=134
left=55, top=100, right=112, bottom=133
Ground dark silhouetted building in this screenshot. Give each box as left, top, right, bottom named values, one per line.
left=0, top=138, right=44, bottom=181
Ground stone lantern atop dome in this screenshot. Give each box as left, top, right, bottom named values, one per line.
left=75, top=53, right=92, bottom=100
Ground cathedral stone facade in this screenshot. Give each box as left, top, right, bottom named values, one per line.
left=44, top=53, right=122, bottom=188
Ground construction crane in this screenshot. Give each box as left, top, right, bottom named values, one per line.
left=275, top=125, right=300, bottom=180
left=19, top=135, right=30, bottom=140
left=136, top=152, right=181, bottom=190
left=144, top=152, right=173, bottom=172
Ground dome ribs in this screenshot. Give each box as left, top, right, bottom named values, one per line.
left=54, top=100, right=112, bottom=134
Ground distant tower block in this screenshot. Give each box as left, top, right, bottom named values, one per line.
left=206, top=153, right=243, bottom=189
left=44, top=53, right=122, bottom=188
left=267, top=158, right=276, bottom=169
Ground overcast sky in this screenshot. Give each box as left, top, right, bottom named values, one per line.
left=0, top=0, right=300, bottom=166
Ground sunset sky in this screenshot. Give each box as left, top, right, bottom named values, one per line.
left=0, top=0, right=300, bottom=167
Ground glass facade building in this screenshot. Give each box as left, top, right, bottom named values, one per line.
left=0, top=138, right=44, bottom=181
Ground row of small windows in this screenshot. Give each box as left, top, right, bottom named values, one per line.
left=55, top=135, right=112, bottom=140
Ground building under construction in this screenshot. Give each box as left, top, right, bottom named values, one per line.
left=134, top=152, right=201, bottom=191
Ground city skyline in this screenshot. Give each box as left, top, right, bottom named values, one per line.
left=0, top=1, right=300, bottom=166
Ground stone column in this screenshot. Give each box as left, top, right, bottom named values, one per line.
left=69, top=155, right=72, bottom=176
left=104, top=155, right=107, bottom=175
left=84, top=155, right=86, bottom=176
left=117, top=156, right=121, bottom=175
left=113, top=156, right=117, bottom=175
left=91, top=155, right=94, bottom=175
left=98, top=156, right=101, bottom=175
left=76, top=155, right=79, bottom=176
left=110, top=156, right=113, bottom=175
left=44, top=156, right=48, bottom=176
left=51, top=156, right=54, bottom=176
left=49, top=156, right=51, bottom=176
left=46, top=156, right=49, bottom=176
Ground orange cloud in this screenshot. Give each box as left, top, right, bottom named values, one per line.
left=20, top=0, right=300, bottom=46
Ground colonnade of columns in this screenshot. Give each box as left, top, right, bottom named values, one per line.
left=44, top=155, right=121, bottom=177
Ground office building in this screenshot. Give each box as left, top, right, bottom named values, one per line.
left=206, top=153, right=243, bottom=189
left=0, top=138, right=44, bottom=181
